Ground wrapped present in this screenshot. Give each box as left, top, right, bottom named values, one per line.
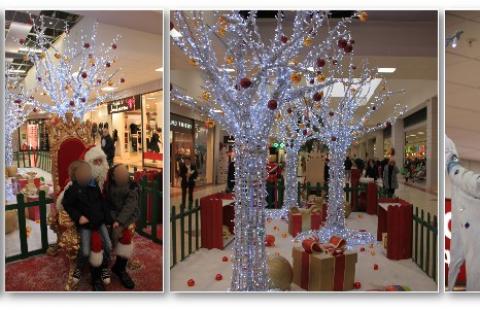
left=307, top=195, right=323, bottom=208
left=292, top=237, right=357, bottom=291
left=288, top=207, right=322, bottom=237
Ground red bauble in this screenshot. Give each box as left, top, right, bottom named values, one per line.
left=280, top=35, right=288, bottom=44
left=316, top=58, right=326, bottom=68
left=120, top=78, right=125, bottom=83
left=14, top=99, right=22, bottom=104
left=83, top=42, right=90, bottom=48
left=81, top=72, right=87, bottom=79
left=373, top=264, right=379, bottom=270
left=215, top=274, right=223, bottom=281
left=267, top=99, right=278, bottom=110
left=354, top=282, right=362, bottom=289
left=222, top=256, right=228, bottom=262
left=287, top=108, right=293, bottom=114
left=187, top=279, right=195, bottom=287
left=312, top=91, right=323, bottom=101
left=265, top=235, right=275, bottom=247
left=106, top=62, right=111, bottom=68
left=360, top=247, right=366, bottom=252
left=303, top=129, right=308, bottom=136
left=332, top=59, right=338, bottom=65
left=329, top=111, right=334, bottom=116
left=96, top=79, right=102, bottom=84
left=344, top=44, right=353, bottom=53
left=170, top=22, right=174, bottom=30
left=69, top=100, right=75, bottom=107
left=331, top=136, right=337, bottom=142
left=338, top=38, right=348, bottom=49
left=80, top=97, right=86, bottom=103
left=37, top=77, right=42, bottom=82
left=112, top=43, right=117, bottom=49
left=240, top=77, right=252, bottom=88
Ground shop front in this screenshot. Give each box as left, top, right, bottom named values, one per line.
left=83, top=90, right=164, bottom=171
left=170, top=113, right=215, bottom=187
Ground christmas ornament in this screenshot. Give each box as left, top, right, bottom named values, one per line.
left=215, top=273, right=223, bottom=281
left=187, top=279, right=195, bottom=287
left=268, top=99, right=278, bottom=110
left=240, top=77, right=252, bottom=88
left=222, top=256, right=229, bottom=262
left=267, top=255, right=293, bottom=291
left=354, top=281, right=362, bottom=289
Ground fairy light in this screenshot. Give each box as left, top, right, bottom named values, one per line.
left=18, top=14, right=122, bottom=119
left=171, top=10, right=378, bottom=291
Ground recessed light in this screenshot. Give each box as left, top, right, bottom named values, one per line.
left=102, top=86, right=117, bottom=92
left=378, top=68, right=396, bottom=73
left=7, top=69, right=26, bottom=73
left=171, top=28, right=183, bottom=38
left=213, top=109, right=223, bottom=113
left=155, top=67, right=163, bottom=72
left=222, top=68, right=235, bottom=72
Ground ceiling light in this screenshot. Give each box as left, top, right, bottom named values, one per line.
left=377, top=68, right=396, bottom=73
left=171, top=28, right=183, bottom=38
left=7, top=69, right=26, bottom=73
left=222, top=68, right=235, bottom=72
left=102, top=86, right=117, bottom=92
left=155, top=67, right=163, bottom=72
left=213, top=109, right=223, bottom=113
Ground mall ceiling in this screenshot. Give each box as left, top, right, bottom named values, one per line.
left=171, top=10, right=438, bottom=129
left=6, top=10, right=163, bottom=101
left=446, top=11, right=480, bottom=161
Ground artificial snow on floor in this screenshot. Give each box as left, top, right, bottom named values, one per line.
left=170, top=212, right=437, bottom=292
left=5, top=219, right=58, bottom=258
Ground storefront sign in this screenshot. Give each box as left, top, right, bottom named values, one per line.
left=107, top=95, right=141, bottom=114
left=170, top=114, right=194, bottom=133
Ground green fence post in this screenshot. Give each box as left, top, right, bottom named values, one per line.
left=426, top=212, right=431, bottom=277
left=151, top=179, right=159, bottom=242
left=195, top=199, right=200, bottom=250
left=39, top=191, right=49, bottom=251
left=171, top=206, right=177, bottom=267
left=17, top=194, right=29, bottom=256
left=420, top=209, right=425, bottom=270
left=188, top=200, right=193, bottom=256
left=414, top=207, right=419, bottom=265
left=180, top=204, right=186, bottom=261
left=297, top=182, right=301, bottom=205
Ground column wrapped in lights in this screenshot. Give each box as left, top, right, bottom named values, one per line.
left=170, top=10, right=365, bottom=291
left=293, top=12, right=407, bottom=246
left=18, top=14, right=123, bottom=119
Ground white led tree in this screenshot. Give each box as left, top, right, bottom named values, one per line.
left=18, top=14, right=123, bottom=119
left=171, top=10, right=369, bottom=291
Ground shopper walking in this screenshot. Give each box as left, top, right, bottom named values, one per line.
left=382, top=159, right=399, bottom=197
left=179, top=157, right=198, bottom=207
left=344, top=156, right=353, bottom=182
left=101, top=128, right=115, bottom=168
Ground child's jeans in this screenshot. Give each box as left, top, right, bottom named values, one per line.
left=76, top=224, right=112, bottom=269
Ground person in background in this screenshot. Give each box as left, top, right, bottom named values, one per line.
left=179, top=157, right=198, bottom=206
left=382, top=159, right=399, bottom=197
left=344, top=156, right=353, bottom=182
left=365, top=159, right=377, bottom=180
left=101, top=128, right=115, bottom=168
left=227, top=159, right=235, bottom=193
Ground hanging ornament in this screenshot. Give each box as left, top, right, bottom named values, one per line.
left=106, top=62, right=111, bottom=68
left=344, top=44, right=353, bottom=53
left=313, top=91, right=324, bottom=101
left=84, top=42, right=90, bottom=48
left=267, top=99, right=278, bottom=110
left=316, top=58, right=326, bottom=68
left=240, top=77, right=252, bottom=88
left=338, top=38, right=348, bottom=49
left=226, top=55, right=234, bottom=65
left=81, top=72, right=88, bottom=79
left=280, top=35, right=288, bottom=44
left=120, top=78, right=125, bottom=83
left=69, top=100, right=75, bottom=107
left=290, top=72, right=302, bottom=84
left=358, top=11, right=369, bottom=22
left=202, top=91, right=212, bottom=101
left=111, top=43, right=117, bottom=49
left=316, top=73, right=326, bottom=82
left=188, top=58, right=197, bottom=66
left=303, top=36, right=313, bottom=47
left=54, top=52, right=61, bottom=59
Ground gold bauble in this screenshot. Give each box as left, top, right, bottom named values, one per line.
left=267, top=255, right=293, bottom=291
left=316, top=73, right=326, bottom=82
left=108, top=81, right=114, bottom=87
left=358, top=11, right=369, bottom=22
left=188, top=58, right=198, bottom=66
left=226, top=55, right=234, bottom=65
left=202, top=91, right=212, bottom=101
left=54, top=52, right=61, bottom=59
left=303, top=36, right=313, bottom=47
left=290, top=72, right=302, bottom=84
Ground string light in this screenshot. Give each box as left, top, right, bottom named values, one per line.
left=18, top=14, right=122, bottom=119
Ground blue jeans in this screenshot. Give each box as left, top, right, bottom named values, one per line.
left=77, top=224, right=112, bottom=269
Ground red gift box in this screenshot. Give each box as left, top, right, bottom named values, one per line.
left=288, top=207, right=323, bottom=237
left=200, top=192, right=235, bottom=250
left=292, top=237, right=357, bottom=291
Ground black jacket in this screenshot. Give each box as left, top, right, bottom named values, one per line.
left=101, top=134, right=115, bottom=160
left=179, top=163, right=198, bottom=187
left=62, top=181, right=112, bottom=229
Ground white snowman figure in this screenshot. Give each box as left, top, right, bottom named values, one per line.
left=446, top=135, right=480, bottom=291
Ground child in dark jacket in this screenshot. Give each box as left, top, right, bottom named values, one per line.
left=62, top=160, right=112, bottom=291
left=105, top=164, right=140, bottom=289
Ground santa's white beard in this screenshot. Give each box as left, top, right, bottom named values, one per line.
left=90, top=160, right=109, bottom=191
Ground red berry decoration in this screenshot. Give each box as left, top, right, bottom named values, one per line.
left=215, top=273, right=223, bottom=281
left=354, top=281, right=362, bottom=289
left=69, top=100, right=75, bottom=107
left=312, top=91, right=323, bottom=101
left=316, top=58, right=326, bottom=67
left=240, top=77, right=252, bottom=89
left=81, top=72, right=87, bottom=79
left=373, top=264, right=379, bottom=271
left=280, top=35, right=288, bottom=44
left=344, top=44, right=353, bottom=53
left=329, top=111, right=334, bottom=117
left=120, top=78, right=125, bottom=83
left=187, top=279, right=195, bottom=287
left=338, top=38, right=348, bottom=49
left=267, top=99, right=278, bottom=110
left=331, top=136, right=337, bottom=142
left=83, top=42, right=90, bottom=48
left=106, top=62, right=111, bottom=68
left=222, top=256, right=228, bottom=262
left=112, top=43, right=117, bottom=49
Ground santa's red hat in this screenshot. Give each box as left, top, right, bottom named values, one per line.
left=115, top=228, right=134, bottom=259
left=89, top=230, right=104, bottom=267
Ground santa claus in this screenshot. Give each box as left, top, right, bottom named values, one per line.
left=446, top=136, right=480, bottom=291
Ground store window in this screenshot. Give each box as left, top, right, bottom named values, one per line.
left=142, top=90, right=164, bottom=170
left=404, top=127, right=427, bottom=184
left=171, top=114, right=195, bottom=187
